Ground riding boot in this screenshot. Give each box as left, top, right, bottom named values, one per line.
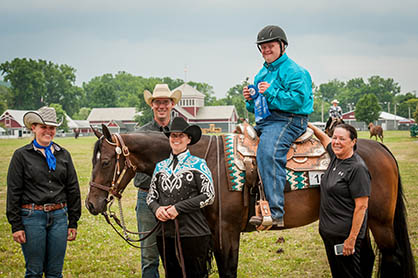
left=249, top=216, right=262, bottom=226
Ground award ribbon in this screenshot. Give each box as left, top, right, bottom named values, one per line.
left=248, top=83, right=271, bottom=122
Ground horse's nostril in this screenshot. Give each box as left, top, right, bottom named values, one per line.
left=86, top=201, right=93, bottom=211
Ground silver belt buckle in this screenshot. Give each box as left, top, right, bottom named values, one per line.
left=43, top=203, right=55, bottom=212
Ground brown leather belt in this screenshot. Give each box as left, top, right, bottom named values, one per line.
left=21, top=203, right=66, bottom=212
left=138, top=188, right=149, bottom=192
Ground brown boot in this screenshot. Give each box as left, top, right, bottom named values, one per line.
left=249, top=216, right=263, bottom=226
left=272, top=217, right=284, bottom=227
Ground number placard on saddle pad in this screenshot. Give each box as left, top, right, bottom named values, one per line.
left=308, top=171, right=324, bottom=186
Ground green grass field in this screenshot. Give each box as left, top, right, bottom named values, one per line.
left=0, top=131, right=417, bottom=277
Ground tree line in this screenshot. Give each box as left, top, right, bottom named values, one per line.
left=312, top=77, right=418, bottom=124
left=1, top=58, right=417, bottom=128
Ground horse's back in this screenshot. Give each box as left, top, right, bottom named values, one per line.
left=357, top=139, right=398, bottom=227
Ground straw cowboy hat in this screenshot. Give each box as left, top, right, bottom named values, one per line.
left=23, top=106, right=62, bottom=129
left=164, top=117, right=202, bottom=145
left=331, top=99, right=339, bottom=104
left=144, top=84, right=182, bottom=107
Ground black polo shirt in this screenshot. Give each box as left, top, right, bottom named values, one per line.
left=319, top=144, right=371, bottom=239
left=133, top=118, right=171, bottom=190
left=6, top=142, right=81, bottom=233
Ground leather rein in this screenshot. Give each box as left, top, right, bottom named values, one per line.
left=89, top=133, right=160, bottom=248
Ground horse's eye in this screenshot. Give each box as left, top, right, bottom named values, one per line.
left=102, top=160, right=111, bottom=168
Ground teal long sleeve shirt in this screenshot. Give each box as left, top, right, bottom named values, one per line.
left=246, top=53, right=314, bottom=116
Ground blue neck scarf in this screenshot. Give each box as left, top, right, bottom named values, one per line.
left=33, top=139, right=56, bottom=171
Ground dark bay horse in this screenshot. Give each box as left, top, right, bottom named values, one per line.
left=86, top=125, right=416, bottom=278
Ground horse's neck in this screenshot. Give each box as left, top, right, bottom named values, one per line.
left=189, top=135, right=220, bottom=160
left=123, top=133, right=171, bottom=174
left=124, top=133, right=221, bottom=174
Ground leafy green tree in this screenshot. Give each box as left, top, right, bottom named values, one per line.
left=355, top=94, right=382, bottom=125
left=83, top=74, right=119, bottom=108
left=405, top=98, right=418, bottom=122
left=49, top=103, right=68, bottom=132
left=309, top=84, right=328, bottom=122
left=0, top=85, right=11, bottom=114
left=366, top=76, right=400, bottom=104
left=0, top=99, right=6, bottom=115
left=0, top=58, right=82, bottom=115
left=0, top=58, right=46, bottom=109
left=221, top=79, right=255, bottom=124
left=394, top=93, right=416, bottom=118
left=72, top=107, right=91, bottom=120
left=317, top=79, right=345, bottom=103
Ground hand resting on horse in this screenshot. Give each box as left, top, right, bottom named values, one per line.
left=156, top=205, right=179, bottom=221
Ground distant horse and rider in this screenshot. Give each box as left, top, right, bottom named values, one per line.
left=86, top=123, right=416, bottom=278
left=368, top=122, right=384, bottom=142
left=325, top=99, right=345, bottom=137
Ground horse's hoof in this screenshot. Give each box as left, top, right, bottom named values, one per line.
left=276, top=248, right=284, bottom=254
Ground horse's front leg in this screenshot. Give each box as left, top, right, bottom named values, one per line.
left=213, top=223, right=241, bottom=278
left=207, top=189, right=244, bottom=278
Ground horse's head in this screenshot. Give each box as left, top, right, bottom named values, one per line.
left=368, top=123, right=373, bottom=130
left=325, top=117, right=345, bottom=137
left=85, top=124, right=137, bottom=215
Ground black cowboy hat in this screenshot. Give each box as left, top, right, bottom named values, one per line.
left=164, top=117, right=202, bottom=145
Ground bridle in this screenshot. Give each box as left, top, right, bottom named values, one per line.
left=89, top=133, right=160, bottom=248
left=89, top=133, right=136, bottom=199
left=88, top=132, right=215, bottom=276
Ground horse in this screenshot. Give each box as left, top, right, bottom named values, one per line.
left=85, top=125, right=416, bottom=278
left=369, top=122, right=384, bottom=142
left=325, top=117, right=345, bottom=137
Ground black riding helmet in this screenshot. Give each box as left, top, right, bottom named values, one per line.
left=256, top=25, right=288, bottom=45
left=256, top=25, right=288, bottom=58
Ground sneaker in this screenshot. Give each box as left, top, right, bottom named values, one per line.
left=272, top=218, right=284, bottom=227
left=249, top=216, right=263, bottom=226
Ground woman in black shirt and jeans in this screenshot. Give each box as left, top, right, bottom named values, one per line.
left=309, top=122, right=371, bottom=278
left=6, top=106, right=81, bottom=278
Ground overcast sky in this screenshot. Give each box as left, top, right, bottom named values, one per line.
left=1, top=0, right=417, bottom=98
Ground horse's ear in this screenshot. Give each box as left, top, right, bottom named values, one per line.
left=102, top=124, right=113, bottom=142
left=91, top=125, right=102, bottom=139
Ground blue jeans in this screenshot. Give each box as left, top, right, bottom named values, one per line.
left=136, top=190, right=160, bottom=278
left=20, top=207, right=68, bottom=278
left=255, top=111, right=308, bottom=220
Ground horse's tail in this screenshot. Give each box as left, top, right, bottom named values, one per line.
left=377, top=143, right=417, bottom=278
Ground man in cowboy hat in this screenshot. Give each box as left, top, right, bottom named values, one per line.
left=133, top=84, right=181, bottom=278
left=325, top=99, right=343, bottom=130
